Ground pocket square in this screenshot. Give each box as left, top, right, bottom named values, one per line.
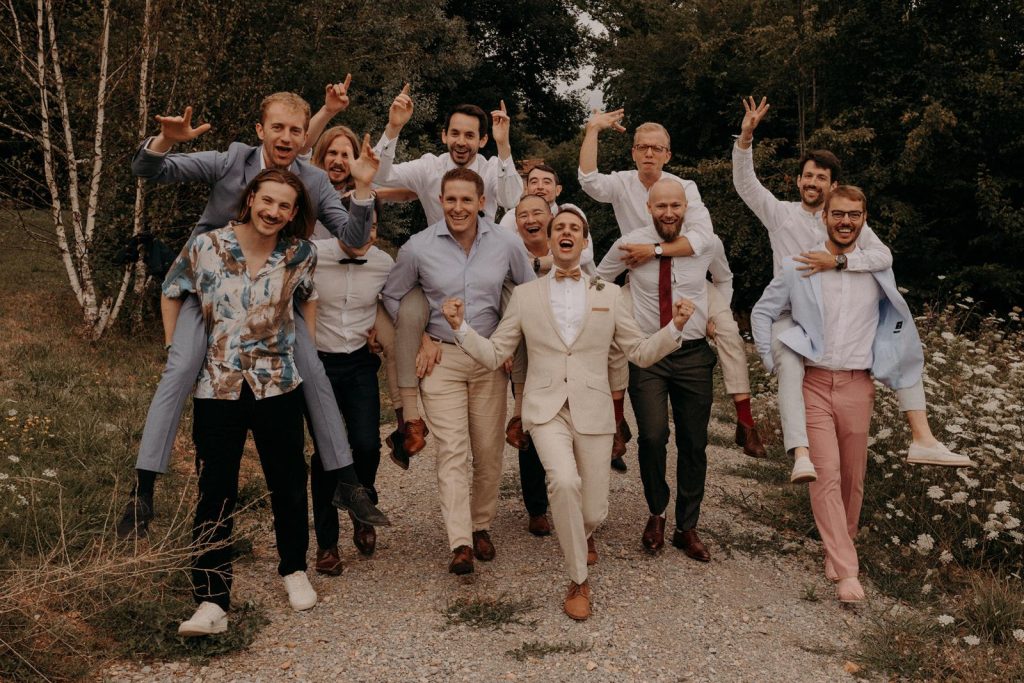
left=592, top=307, right=610, bottom=312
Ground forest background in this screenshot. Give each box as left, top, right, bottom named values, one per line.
left=2, top=0, right=1022, bottom=338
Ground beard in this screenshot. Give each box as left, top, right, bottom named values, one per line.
left=654, top=218, right=682, bottom=242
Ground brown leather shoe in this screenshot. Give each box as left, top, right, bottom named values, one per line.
left=448, top=545, right=474, bottom=575
left=611, top=422, right=627, bottom=459
left=586, top=536, right=598, bottom=566
left=642, top=515, right=666, bottom=553
left=564, top=580, right=591, bottom=621
left=505, top=416, right=530, bottom=450
left=403, top=418, right=429, bottom=456
left=472, top=530, right=496, bottom=561
left=352, top=519, right=376, bottom=557
left=735, top=422, right=767, bottom=458
left=528, top=514, right=551, bottom=537
left=315, top=546, right=343, bottom=576
left=672, top=528, right=711, bottom=562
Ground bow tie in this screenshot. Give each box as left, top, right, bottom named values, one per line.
left=554, top=267, right=582, bottom=282
left=338, top=258, right=367, bottom=265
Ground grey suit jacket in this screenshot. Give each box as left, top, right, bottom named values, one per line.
left=132, top=139, right=372, bottom=246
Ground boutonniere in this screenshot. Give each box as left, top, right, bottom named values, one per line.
left=588, top=276, right=605, bottom=291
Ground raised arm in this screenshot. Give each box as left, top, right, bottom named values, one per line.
left=132, top=106, right=223, bottom=183
left=372, top=84, right=416, bottom=189
left=578, top=109, right=626, bottom=201
left=316, top=134, right=378, bottom=247
left=732, top=97, right=788, bottom=230
left=489, top=101, right=525, bottom=210
left=302, top=75, right=351, bottom=155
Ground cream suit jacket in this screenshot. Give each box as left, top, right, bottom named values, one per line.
left=458, top=276, right=681, bottom=435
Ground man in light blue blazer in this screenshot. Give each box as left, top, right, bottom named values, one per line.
left=117, top=92, right=388, bottom=539
left=751, top=186, right=973, bottom=602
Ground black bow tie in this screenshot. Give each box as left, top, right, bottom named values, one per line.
left=338, top=258, right=367, bottom=265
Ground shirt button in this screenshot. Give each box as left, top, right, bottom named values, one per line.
left=567, top=351, right=572, bottom=356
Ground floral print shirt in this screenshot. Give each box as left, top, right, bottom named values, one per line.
left=162, top=224, right=318, bottom=400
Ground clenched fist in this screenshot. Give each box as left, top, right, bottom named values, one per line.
left=442, top=298, right=465, bottom=330
left=672, top=298, right=695, bottom=330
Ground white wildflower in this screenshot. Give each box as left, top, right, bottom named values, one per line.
left=914, top=534, right=935, bottom=554
left=42, top=468, right=56, bottom=478
left=951, top=492, right=969, bottom=504
left=1013, top=629, right=1024, bottom=643
left=963, top=635, right=980, bottom=646
left=16, top=495, right=28, bottom=506
left=921, top=583, right=933, bottom=595
left=939, top=550, right=954, bottom=564
left=963, top=538, right=978, bottom=549
left=890, top=536, right=901, bottom=546
left=941, top=331, right=955, bottom=340
left=875, top=427, right=893, bottom=440
left=993, top=500, right=1011, bottom=515
left=7, top=455, right=19, bottom=463
left=927, top=486, right=945, bottom=500
left=938, top=614, right=955, bottom=626
left=1005, top=516, right=1020, bottom=530
left=0, top=473, right=7, bottom=481
left=945, top=424, right=964, bottom=434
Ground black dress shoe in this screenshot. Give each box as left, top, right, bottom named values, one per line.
left=610, top=457, right=628, bottom=472
left=115, top=494, right=154, bottom=539
left=333, top=482, right=391, bottom=526
left=386, top=428, right=410, bottom=470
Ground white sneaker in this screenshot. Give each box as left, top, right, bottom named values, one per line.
left=907, top=442, right=976, bottom=467
left=283, top=571, right=317, bottom=611
left=177, top=601, right=227, bottom=636
left=790, top=456, right=817, bottom=484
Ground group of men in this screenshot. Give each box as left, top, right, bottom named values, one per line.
left=119, top=79, right=974, bottom=630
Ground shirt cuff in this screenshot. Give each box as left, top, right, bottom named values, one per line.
left=498, top=155, right=517, bottom=174
left=577, top=168, right=597, bottom=181
left=378, top=132, right=397, bottom=150
left=142, top=137, right=166, bottom=156
left=665, top=321, right=686, bottom=342
left=454, top=320, right=470, bottom=341
left=349, top=192, right=376, bottom=206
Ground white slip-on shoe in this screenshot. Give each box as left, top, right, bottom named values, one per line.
left=177, top=601, right=227, bottom=636
left=283, top=571, right=318, bottom=611
left=907, top=442, right=976, bottom=468
left=790, top=456, right=817, bottom=484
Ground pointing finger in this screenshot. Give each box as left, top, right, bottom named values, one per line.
left=182, top=105, right=193, bottom=125
left=400, top=82, right=410, bottom=96
left=342, top=73, right=352, bottom=91
left=500, top=100, right=507, bottom=114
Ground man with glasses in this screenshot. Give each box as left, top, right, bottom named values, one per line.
left=734, top=96, right=973, bottom=481
left=578, top=111, right=767, bottom=467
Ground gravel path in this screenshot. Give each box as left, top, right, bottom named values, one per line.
left=104, top=405, right=873, bottom=682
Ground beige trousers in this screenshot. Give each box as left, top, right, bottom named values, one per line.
left=706, top=285, right=751, bottom=395
left=419, top=344, right=507, bottom=550
left=371, top=302, right=402, bottom=409
left=530, top=403, right=613, bottom=585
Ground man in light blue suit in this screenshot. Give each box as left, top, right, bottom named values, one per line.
left=751, top=186, right=973, bottom=603
left=117, top=92, right=389, bottom=538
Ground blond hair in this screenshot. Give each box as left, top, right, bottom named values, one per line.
left=259, top=92, right=311, bottom=129
left=824, top=185, right=868, bottom=213
left=634, top=122, right=671, bottom=149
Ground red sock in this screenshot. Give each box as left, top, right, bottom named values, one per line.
left=735, top=397, right=754, bottom=427
left=613, top=397, right=625, bottom=425
left=395, top=407, right=405, bottom=432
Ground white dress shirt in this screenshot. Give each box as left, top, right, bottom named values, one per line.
left=372, top=133, right=523, bottom=225
left=577, top=168, right=714, bottom=254
left=707, top=234, right=734, bottom=306
left=732, top=142, right=892, bottom=278
left=808, top=245, right=882, bottom=371
left=596, top=225, right=714, bottom=340
left=311, top=240, right=394, bottom=354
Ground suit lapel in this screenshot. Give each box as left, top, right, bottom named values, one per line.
left=809, top=273, right=826, bottom=330
left=538, top=276, right=571, bottom=350
left=243, top=146, right=261, bottom=186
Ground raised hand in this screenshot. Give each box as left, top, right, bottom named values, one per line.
left=442, top=298, right=465, bottom=330
left=586, top=108, right=626, bottom=134
left=387, top=83, right=414, bottom=135
left=324, top=74, right=352, bottom=114
left=491, top=100, right=510, bottom=146
left=153, top=106, right=211, bottom=146
left=740, top=96, right=770, bottom=141
left=349, top=133, right=381, bottom=188
left=672, top=298, right=695, bottom=331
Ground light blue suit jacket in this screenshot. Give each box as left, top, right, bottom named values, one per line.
left=132, top=139, right=371, bottom=246
left=750, top=262, right=924, bottom=390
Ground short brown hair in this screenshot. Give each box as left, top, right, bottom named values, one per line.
left=259, top=92, right=311, bottom=129
left=824, top=184, right=868, bottom=213
left=440, top=167, right=485, bottom=197
left=526, top=163, right=560, bottom=185
left=546, top=206, right=590, bottom=238
left=312, top=125, right=360, bottom=175
left=236, top=169, right=315, bottom=239
left=445, top=104, right=489, bottom=139
left=798, top=149, right=842, bottom=183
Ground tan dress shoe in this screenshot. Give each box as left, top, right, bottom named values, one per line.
left=564, top=581, right=591, bottom=620
left=586, top=536, right=598, bottom=566
left=315, top=547, right=343, bottom=576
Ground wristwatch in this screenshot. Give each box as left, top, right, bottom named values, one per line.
left=653, top=243, right=664, bottom=257
left=835, top=254, right=848, bottom=271
left=533, top=256, right=541, bottom=273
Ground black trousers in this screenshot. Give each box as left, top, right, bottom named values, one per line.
left=628, top=339, right=716, bottom=532
left=519, top=439, right=549, bottom=517
left=191, top=384, right=308, bottom=610
left=309, top=345, right=382, bottom=550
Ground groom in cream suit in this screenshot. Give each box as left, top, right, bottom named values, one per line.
left=442, top=207, right=693, bottom=621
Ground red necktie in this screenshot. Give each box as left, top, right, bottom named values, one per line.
left=658, top=256, right=672, bottom=327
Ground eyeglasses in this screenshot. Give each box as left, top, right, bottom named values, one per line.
left=829, top=210, right=864, bottom=221
left=633, top=144, right=669, bottom=154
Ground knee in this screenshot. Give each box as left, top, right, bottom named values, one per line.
left=637, top=426, right=669, bottom=450
left=398, top=288, right=430, bottom=329
left=547, top=471, right=581, bottom=496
